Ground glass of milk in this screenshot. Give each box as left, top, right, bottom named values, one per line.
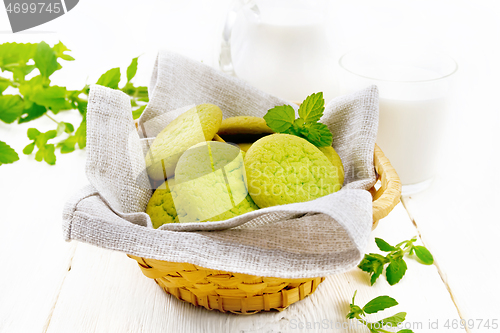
left=339, top=47, right=458, bottom=195
left=219, top=0, right=338, bottom=102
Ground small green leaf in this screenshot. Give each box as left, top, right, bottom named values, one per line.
left=397, top=330, right=414, bottom=333
left=23, top=142, right=35, bottom=155
left=18, top=103, right=47, bottom=123
left=363, top=295, right=398, bottom=314
left=386, top=258, right=408, bottom=285
left=0, top=95, right=24, bottom=123
left=414, top=246, right=434, bottom=265
left=34, top=42, right=59, bottom=78
left=304, top=122, right=333, bottom=147
left=56, top=121, right=74, bottom=136
left=18, top=75, right=46, bottom=98
left=0, top=77, right=12, bottom=94
left=370, top=263, right=384, bottom=285
left=126, top=57, right=139, bottom=82
left=52, top=41, right=75, bottom=61
left=97, top=67, right=121, bottom=89
left=76, top=99, right=87, bottom=115
left=26, top=129, right=58, bottom=165
left=377, top=312, right=407, bottom=327
left=44, top=130, right=57, bottom=140
left=57, top=135, right=77, bottom=154
left=0, top=140, right=19, bottom=165
left=76, top=117, right=86, bottom=149
left=358, top=253, right=388, bottom=277
left=132, top=105, right=146, bottom=120
left=0, top=42, right=37, bottom=69
left=35, top=148, right=44, bottom=162
left=263, top=105, right=296, bottom=132
left=43, top=144, right=56, bottom=165
left=283, top=125, right=300, bottom=136
left=27, top=128, right=41, bottom=140
left=375, top=238, right=396, bottom=252
left=298, top=92, right=324, bottom=123
left=29, top=86, right=72, bottom=113
left=346, top=304, right=364, bottom=319
left=64, top=122, right=74, bottom=133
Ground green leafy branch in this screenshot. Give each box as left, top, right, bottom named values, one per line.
left=263, top=92, right=333, bottom=147
left=0, top=41, right=148, bottom=166
left=358, top=237, right=434, bottom=286
left=346, top=291, right=414, bottom=333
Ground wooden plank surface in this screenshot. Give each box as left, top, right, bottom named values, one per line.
left=43, top=204, right=464, bottom=333
left=0, top=116, right=87, bottom=333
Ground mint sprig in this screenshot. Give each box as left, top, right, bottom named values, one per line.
left=358, top=237, right=434, bottom=286
left=347, top=291, right=414, bottom=333
left=263, top=92, right=333, bottom=147
left=0, top=41, right=148, bottom=166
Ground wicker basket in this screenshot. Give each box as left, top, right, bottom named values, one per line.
left=128, top=141, right=401, bottom=314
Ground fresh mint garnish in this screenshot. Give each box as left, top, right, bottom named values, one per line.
left=0, top=41, right=148, bottom=166
left=347, top=291, right=414, bottom=333
left=263, top=92, right=333, bottom=147
left=359, top=237, right=434, bottom=286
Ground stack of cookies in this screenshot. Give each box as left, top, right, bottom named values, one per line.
left=145, top=104, right=344, bottom=228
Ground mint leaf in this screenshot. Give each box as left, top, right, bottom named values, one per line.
left=25, top=128, right=58, bottom=165
left=348, top=292, right=413, bottom=333
left=386, top=258, right=408, bottom=285
left=52, top=41, right=75, bottom=61
left=76, top=117, right=86, bottom=149
left=97, top=67, right=121, bottom=89
left=43, top=144, right=56, bottom=165
left=263, top=92, right=334, bottom=147
left=0, top=140, right=19, bottom=165
left=363, top=296, right=398, bottom=314
left=304, top=122, right=333, bottom=147
left=18, top=76, right=46, bottom=97
left=0, top=77, right=11, bottom=94
left=414, top=245, right=434, bottom=265
left=59, top=116, right=86, bottom=153
left=358, top=253, right=387, bottom=280
left=132, top=105, right=146, bottom=120
left=34, top=42, right=58, bottom=78
left=0, top=42, right=37, bottom=68
left=56, top=121, right=74, bottom=135
left=126, top=57, right=138, bottom=82
left=346, top=291, right=365, bottom=319
left=377, top=312, right=407, bottom=327
left=23, top=142, right=35, bottom=155
left=375, top=238, right=396, bottom=252
left=57, top=135, right=77, bottom=154
left=298, top=92, right=324, bottom=123
left=397, top=330, right=414, bottom=333
left=263, top=105, right=296, bottom=132
left=18, top=103, right=47, bottom=123
left=29, top=86, right=72, bottom=113
left=370, top=263, right=384, bottom=286
left=0, top=95, right=24, bottom=123
left=27, top=128, right=41, bottom=140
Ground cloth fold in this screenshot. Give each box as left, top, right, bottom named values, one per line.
left=62, top=50, right=379, bottom=278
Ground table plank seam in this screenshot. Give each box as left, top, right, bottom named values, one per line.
left=401, top=197, right=471, bottom=333
left=41, top=242, right=79, bottom=333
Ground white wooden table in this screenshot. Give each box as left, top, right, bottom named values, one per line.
left=1, top=0, right=499, bottom=332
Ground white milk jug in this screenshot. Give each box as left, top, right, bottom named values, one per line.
left=219, top=0, right=338, bottom=102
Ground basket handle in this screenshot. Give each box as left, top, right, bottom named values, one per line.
left=371, top=144, right=402, bottom=227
